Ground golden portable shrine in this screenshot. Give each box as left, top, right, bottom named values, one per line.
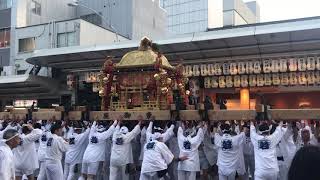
left=98, top=37, right=188, bottom=112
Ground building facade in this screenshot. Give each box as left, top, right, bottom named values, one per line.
left=160, top=0, right=260, bottom=35
left=75, top=0, right=167, bottom=40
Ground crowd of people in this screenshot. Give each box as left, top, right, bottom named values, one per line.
left=0, top=115, right=320, bottom=180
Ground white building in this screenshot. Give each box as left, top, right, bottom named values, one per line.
left=14, top=19, right=127, bottom=76
left=160, top=0, right=260, bottom=35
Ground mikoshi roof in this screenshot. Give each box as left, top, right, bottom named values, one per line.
left=116, top=49, right=174, bottom=69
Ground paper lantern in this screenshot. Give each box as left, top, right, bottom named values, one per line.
left=246, top=61, right=254, bottom=74
left=211, top=77, right=219, bottom=88
left=315, top=71, right=320, bottom=84
left=316, top=57, right=320, bottom=70
left=214, top=63, right=222, bottom=75
left=289, top=72, right=298, bottom=85
left=185, top=65, right=193, bottom=77
left=306, top=71, right=315, bottom=85
left=307, top=57, right=316, bottom=71
left=238, top=62, right=246, bottom=74
left=193, top=65, right=200, bottom=76
left=207, top=64, right=214, bottom=75
left=241, top=75, right=248, bottom=87
left=234, top=75, right=241, bottom=87
left=271, top=60, right=280, bottom=73
left=200, top=64, right=208, bottom=76
left=272, top=74, right=280, bottom=85
left=298, top=72, right=307, bottom=85
left=280, top=73, right=289, bottom=86
left=230, top=63, right=238, bottom=75
left=279, top=59, right=288, bottom=73
left=92, top=83, right=99, bottom=92
left=204, top=77, right=211, bottom=88
left=249, top=75, right=257, bottom=87
left=289, top=58, right=298, bottom=72
left=223, top=63, right=230, bottom=75
left=263, top=60, right=272, bottom=73
left=298, top=58, right=307, bottom=71
left=264, top=74, right=272, bottom=86
left=257, top=74, right=264, bottom=87
left=219, top=76, right=226, bottom=88
left=226, top=76, right=233, bottom=88
left=253, top=61, right=261, bottom=74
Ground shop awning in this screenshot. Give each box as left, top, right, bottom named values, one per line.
left=26, top=16, right=320, bottom=72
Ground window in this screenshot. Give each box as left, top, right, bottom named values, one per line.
left=19, top=38, right=35, bottom=52
left=31, top=0, right=41, bottom=15
left=57, top=32, right=76, bottom=48
left=17, top=70, right=26, bottom=75
left=0, top=0, right=11, bottom=10
left=80, top=14, right=102, bottom=26
left=0, top=28, right=10, bottom=48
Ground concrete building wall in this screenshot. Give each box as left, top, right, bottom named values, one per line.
left=0, top=48, right=10, bottom=67
left=79, top=20, right=128, bottom=45
left=245, top=1, right=260, bottom=23
left=223, top=0, right=258, bottom=27
left=208, top=0, right=223, bottom=29
left=15, top=0, right=75, bottom=27
left=77, top=0, right=166, bottom=40
left=132, top=0, right=167, bottom=40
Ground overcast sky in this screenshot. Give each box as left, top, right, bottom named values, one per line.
left=244, top=0, right=320, bottom=22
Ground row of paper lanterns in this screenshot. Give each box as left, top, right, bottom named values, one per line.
left=184, top=57, right=320, bottom=77
left=204, top=71, right=320, bottom=88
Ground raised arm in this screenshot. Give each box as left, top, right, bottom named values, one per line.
left=23, top=125, right=43, bottom=143
left=99, top=120, right=118, bottom=140
left=162, top=124, right=175, bottom=143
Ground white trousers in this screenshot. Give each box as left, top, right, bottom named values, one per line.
left=109, top=165, right=129, bottom=180
left=37, top=161, right=47, bottom=180
left=178, top=170, right=196, bottom=180
left=218, top=171, right=236, bottom=180
left=277, top=164, right=288, bottom=180
left=244, top=154, right=255, bottom=180
left=64, top=163, right=80, bottom=180
left=140, top=172, right=165, bottom=180
left=45, top=161, right=64, bottom=180
left=255, top=170, right=278, bottom=180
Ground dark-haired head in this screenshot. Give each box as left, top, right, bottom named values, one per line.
left=50, top=123, right=63, bottom=136
left=3, top=129, right=21, bottom=149
left=258, top=122, right=270, bottom=135
left=221, top=123, right=231, bottom=134
left=288, top=145, right=320, bottom=180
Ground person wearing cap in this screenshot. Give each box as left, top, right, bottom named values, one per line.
left=44, top=121, right=69, bottom=180
left=0, top=129, right=21, bottom=180
left=296, top=121, right=320, bottom=149
left=109, top=117, right=142, bottom=180
left=13, top=123, right=43, bottom=180
left=64, top=122, right=90, bottom=180
left=80, top=120, right=117, bottom=180
left=214, top=122, right=245, bottom=180
left=177, top=121, right=205, bottom=180
left=140, top=131, right=174, bottom=180
left=250, top=121, right=285, bottom=180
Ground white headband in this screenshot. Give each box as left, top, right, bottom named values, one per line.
left=3, top=133, right=19, bottom=142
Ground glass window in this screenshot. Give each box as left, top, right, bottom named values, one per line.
left=31, top=0, right=41, bottom=15
left=0, top=28, right=10, bottom=48
left=80, top=13, right=102, bottom=26
left=0, top=0, right=11, bottom=10
left=19, top=38, right=35, bottom=52
left=57, top=32, right=76, bottom=48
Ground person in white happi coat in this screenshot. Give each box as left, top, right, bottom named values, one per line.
left=44, top=122, right=69, bottom=180
left=177, top=121, right=205, bottom=180
left=214, top=123, right=245, bottom=180
left=80, top=120, right=117, bottom=180
left=242, top=123, right=255, bottom=180
left=296, top=123, right=320, bottom=150
left=250, top=121, right=285, bottom=180
left=140, top=132, right=174, bottom=180
left=14, top=124, right=42, bottom=180
left=37, top=123, right=52, bottom=180
left=64, top=123, right=90, bottom=180
left=109, top=118, right=142, bottom=180
left=0, top=129, right=22, bottom=180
